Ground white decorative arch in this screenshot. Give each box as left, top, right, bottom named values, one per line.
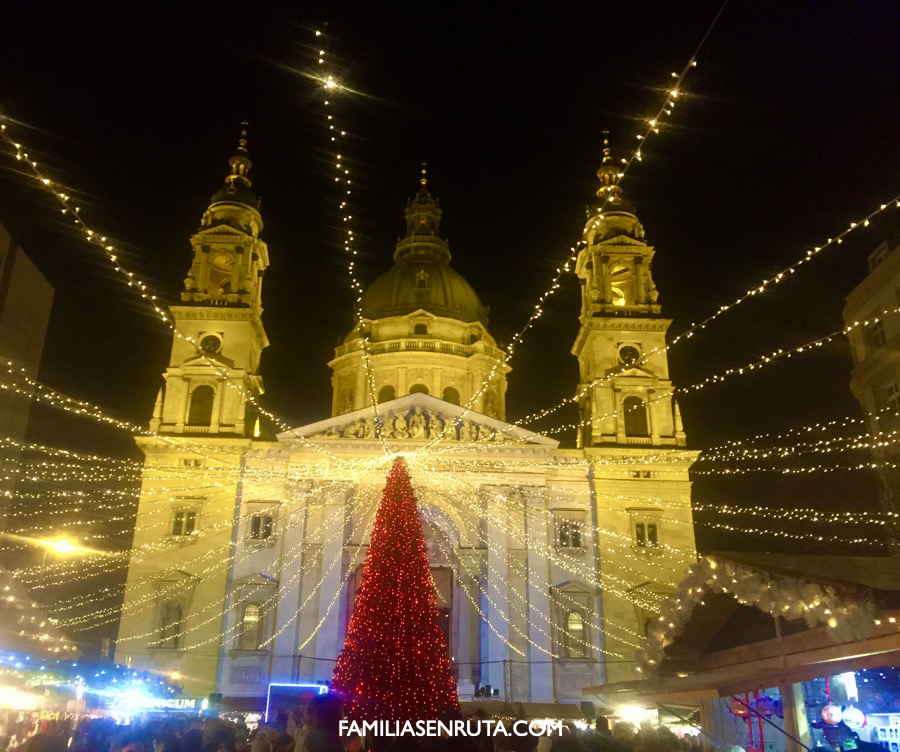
left=636, top=556, right=878, bottom=676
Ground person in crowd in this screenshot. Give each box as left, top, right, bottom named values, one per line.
left=303, top=695, right=343, bottom=752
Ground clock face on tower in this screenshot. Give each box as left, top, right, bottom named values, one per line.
left=200, top=335, right=222, bottom=354
left=619, top=345, right=640, bottom=365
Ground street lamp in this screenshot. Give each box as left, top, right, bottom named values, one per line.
left=41, top=538, right=77, bottom=566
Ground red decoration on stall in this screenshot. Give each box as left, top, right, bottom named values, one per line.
left=821, top=703, right=843, bottom=725
left=331, top=458, right=460, bottom=721
left=730, top=697, right=750, bottom=717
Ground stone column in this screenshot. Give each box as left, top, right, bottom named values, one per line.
left=523, top=486, right=553, bottom=700
left=481, top=485, right=509, bottom=694
left=455, top=549, right=483, bottom=696
left=647, top=388, right=658, bottom=440
left=270, top=486, right=308, bottom=684
left=314, top=485, right=349, bottom=667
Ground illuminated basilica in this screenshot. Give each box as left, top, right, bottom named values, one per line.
left=115, top=134, right=697, bottom=708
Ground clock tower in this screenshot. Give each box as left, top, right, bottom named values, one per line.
left=571, top=139, right=685, bottom=448
left=150, top=125, right=269, bottom=436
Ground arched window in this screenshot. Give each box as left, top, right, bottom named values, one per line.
left=409, top=384, right=429, bottom=395
left=623, top=396, right=648, bottom=437
left=565, top=611, right=587, bottom=657
left=188, top=385, right=215, bottom=426
left=377, top=385, right=396, bottom=404
left=647, top=522, right=658, bottom=547
left=442, top=387, right=460, bottom=405
left=240, top=603, right=262, bottom=650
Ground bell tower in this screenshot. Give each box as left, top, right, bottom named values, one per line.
left=150, top=124, right=269, bottom=436
left=571, top=138, right=685, bottom=448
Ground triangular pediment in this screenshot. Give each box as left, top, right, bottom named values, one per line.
left=593, top=234, right=650, bottom=249
left=193, top=224, right=248, bottom=240
left=610, top=364, right=654, bottom=378
left=278, top=392, right=557, bottom=447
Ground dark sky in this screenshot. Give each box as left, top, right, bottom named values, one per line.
left=1, top=2, right=899, bottom=552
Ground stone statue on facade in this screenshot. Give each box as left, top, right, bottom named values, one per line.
left=393, top=411, right=409, bottom=439
left=409, top=407, right=427, bottom=438
left=428, top=412, right=444, bottom=439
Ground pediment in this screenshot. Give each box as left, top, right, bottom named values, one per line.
left=278, top=393, right=557, bottom=447
left=192, top=224, right=247, bottom=242
left=593, top=233, right=650, bottom=247
left=610, top=364, right=654, bottom=378
left=233, top=573, right=278, bottom=590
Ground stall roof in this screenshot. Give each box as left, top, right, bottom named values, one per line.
left=460, top=701, right=586, bottom=720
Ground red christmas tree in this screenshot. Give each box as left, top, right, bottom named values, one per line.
left=331, top=458, right=459, bottom=721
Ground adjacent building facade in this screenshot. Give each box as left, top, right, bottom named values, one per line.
left=844, top=232, right=900, bottom=548
left=0, top=223, right=53, bottom=541
left=115, top=135, right=697, bottom=707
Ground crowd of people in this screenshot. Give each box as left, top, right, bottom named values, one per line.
left=0, top=698, right=713, bottom=752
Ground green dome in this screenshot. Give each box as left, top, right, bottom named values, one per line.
left=360, top=257, right=488, bottom=325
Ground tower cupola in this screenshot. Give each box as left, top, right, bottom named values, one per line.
left=202, top=122, right=262, bottom=236
left=395, top=164, right=450, bottom=263
left=585, top=135, right=644, bottom=245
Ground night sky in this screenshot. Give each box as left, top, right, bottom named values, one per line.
left=1, top=2, right=899, bottom=554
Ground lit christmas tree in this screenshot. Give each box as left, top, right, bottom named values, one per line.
left=331, top=458, right=459, bottom=721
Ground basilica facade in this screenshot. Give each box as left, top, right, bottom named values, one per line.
left=115, top=135, right=697, bottom=708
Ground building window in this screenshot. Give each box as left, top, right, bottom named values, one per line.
left=564, top=611, right=588, bottom=658
left=558, top=521, right=581, bottom=548
left=172, top=509, right=197, bottom=536
left=250, top=514, right=273, bottom=540
left=886, top=381, right=900, bottom=415
left=180, top=458, right=202, bottom=468
left=158, top=601, right=183, bottom=649
left=866, top=320, right=886, bottom=353
left=378, top=385, right=396, bottom=403
left=623, top=396, right=649, bottom=436
left=239, top=603, right=262, bottom=650
left=409, top=383, right=429, bottom=395
left=188, top=385, right=215, bottom=425
left=634, top=521, right=659, bottom=547
left=414, top=323, right=428, bottom=335
left=442, top=386, right=460, bottom=405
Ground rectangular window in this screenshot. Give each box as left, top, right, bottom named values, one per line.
left=867, top=320, right=887, bottom=352
left=180, top=458, right=202, bottom=468
left=172, top=510, right=197, bottom=536
left=558, top=521, right=581, bottom=548
left=250, top=514, right=273, bottom=540
left=635, top=522, right=646, bottom=546
left=553, top=510, right=586, bottom=548
left=887, top=381, right=900, bottom=416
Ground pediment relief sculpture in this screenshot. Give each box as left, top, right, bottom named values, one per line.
left=311, top=405, right=511, bottom=443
